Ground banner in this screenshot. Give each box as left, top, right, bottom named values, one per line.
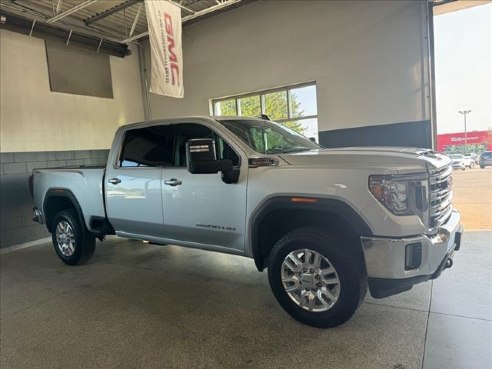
left=145, top=0, right=184, bottom=98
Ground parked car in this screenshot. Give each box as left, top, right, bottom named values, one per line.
left=30, top=117, right=462, bottom=328
left=479, top=151, right=492, bottom=169
left=448, top=154, right=467, bottom=170
left=463, top=153, right=479, bottom=165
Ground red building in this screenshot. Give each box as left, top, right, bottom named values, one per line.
left=436, top=130, right=492, bottom=152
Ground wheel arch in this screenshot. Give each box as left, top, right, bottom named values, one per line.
left=43, top=189, right=86, bottom=233
left=250, top=196, right=373, bottom=272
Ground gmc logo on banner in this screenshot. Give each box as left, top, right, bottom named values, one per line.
left=145, top=0, right=183, bottom=97
left=164, top=13, right=179, bottom=86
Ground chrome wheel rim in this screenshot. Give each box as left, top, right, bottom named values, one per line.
left=281, top=248, right=341, bottom=312
left=55, top=221, right=76, bottom=257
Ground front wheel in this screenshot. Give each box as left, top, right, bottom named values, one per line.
left=52, top=209, right=96, bottom=265
left=268, top=228, right=367, bottom=328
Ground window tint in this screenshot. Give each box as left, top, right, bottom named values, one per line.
left=119, top=126, right=174, bottom=167
left=175, top=124, right=240, bottom=167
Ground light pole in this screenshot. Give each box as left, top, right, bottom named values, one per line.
left=458, top=110, right=472, bottom=146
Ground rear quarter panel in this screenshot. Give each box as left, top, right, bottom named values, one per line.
left=33, top=167, right=106, bottom=230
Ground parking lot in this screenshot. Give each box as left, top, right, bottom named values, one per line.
left=451, top=167, right=492, bottom=229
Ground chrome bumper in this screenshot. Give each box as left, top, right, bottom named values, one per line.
left=361, top=209, right=463, bottom=280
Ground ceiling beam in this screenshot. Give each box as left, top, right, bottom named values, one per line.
left=84, top=0, right=142, bottom=26
left=121, top=0, right=242, bottom=43
left=128, top=2, right=142, bottom=38
left=47, top=0, right=98, bottom=23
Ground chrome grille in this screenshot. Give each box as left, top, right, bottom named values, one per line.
left=429, top=164, right=453, bottom=229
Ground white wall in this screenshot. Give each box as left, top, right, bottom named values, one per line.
left=0, top=29, right=145, bottom=152
left=147, top=0, right=431, bottom=133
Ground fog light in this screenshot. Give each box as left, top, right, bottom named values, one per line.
left=405, top=242, right=422, bottom=270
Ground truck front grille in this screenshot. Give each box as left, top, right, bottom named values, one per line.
left=429, top=164, right=453, bottom=229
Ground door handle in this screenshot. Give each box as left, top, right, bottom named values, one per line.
left=108, top=178, right=121, bottom=185
left=164, top=178, right=182, bottom=187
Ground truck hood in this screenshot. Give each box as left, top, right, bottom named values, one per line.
left=278, top=147, right=450, bottom=173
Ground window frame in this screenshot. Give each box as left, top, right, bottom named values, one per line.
left=211, top=82, right=318, bottom=125
left=116, top=126, right=176, bottom=169
left=114, top=122, right=242, bottom=170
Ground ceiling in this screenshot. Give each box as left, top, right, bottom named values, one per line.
left=2, top=0, right=488, bottom=45
left=0, top=0, right=249, bottom=43
left=432, top=0, right=491, bottom=15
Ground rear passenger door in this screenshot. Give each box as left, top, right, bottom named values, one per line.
left=105, top=125, right=174, bottom=238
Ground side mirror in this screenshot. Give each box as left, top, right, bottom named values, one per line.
left=309, top=137, right=317, bottom=143
left=186, top=138, right=233, bottom=174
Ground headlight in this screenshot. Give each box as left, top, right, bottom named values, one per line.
left=369, top=175, right=414, bottom=215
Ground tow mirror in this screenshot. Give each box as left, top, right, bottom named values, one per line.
left=186, top=138, right=233, bottom=174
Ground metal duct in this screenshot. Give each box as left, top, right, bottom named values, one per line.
left=0, top=11, right=130, bottom=58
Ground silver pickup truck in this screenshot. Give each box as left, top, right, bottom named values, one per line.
left=31, top=117, right=463, bottom=327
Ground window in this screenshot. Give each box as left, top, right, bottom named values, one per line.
left=212, top=83, right=318, bottom=140
left=119, top=126, right=174, bottom=167
left=217, top=119, right=319, bottom=155
left=175, top=124, right=240, bottom=167
left=118, top=123, right=239, bottom=168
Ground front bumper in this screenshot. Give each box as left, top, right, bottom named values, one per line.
left=361, top=209, right=463, bottom=298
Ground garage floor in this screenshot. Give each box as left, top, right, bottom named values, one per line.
left=1, top=232, right=490, bottom=369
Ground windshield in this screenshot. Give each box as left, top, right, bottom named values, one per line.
left=216, top=119, right=321, bottom=154
left=449, top=154, right=463, bottom=159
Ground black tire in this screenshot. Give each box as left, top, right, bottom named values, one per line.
left=51, top=209, right=96, bottom=265
left=267, top=227, right=367, bottom=328
left=480, top=165, right=485, bottom=169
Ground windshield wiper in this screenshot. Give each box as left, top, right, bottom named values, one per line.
left=267, top=147, right=313, bottom=154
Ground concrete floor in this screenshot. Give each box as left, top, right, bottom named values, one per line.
left=1, top=232, right=491, bottom=369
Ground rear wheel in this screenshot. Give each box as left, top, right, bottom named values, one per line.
left=268, top=228, right=367, bottom=328
left=52, top=209, right=96, bottom=265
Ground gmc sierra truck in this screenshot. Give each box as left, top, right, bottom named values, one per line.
left=31, top=117, right=463, bottom=328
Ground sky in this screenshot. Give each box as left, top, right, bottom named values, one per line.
left=434, top=3, right=492, bottom=134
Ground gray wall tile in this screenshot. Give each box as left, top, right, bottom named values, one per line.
left=13, top=152, right=35, bottom=163
left=27, top=161, right=48, bottom=172
left=0, top=153, right=14, bottom=163
left=0, top=149, right=109, bottom=248
left=3, top=162, right=28, bottom=174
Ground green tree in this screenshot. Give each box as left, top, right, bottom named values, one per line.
left=217, top=91, right=306, bottom=134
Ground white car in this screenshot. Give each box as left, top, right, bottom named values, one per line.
left=448, top=154, right=473, bottom=170
left=463, top=153, right=478, bottom=165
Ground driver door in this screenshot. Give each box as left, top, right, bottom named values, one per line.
left=161, top=123, right=248, bottom=251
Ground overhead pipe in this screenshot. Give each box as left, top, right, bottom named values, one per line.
left=0, top=11, right=130, bottom=58
left=47, top=0, right=98, bottom=23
